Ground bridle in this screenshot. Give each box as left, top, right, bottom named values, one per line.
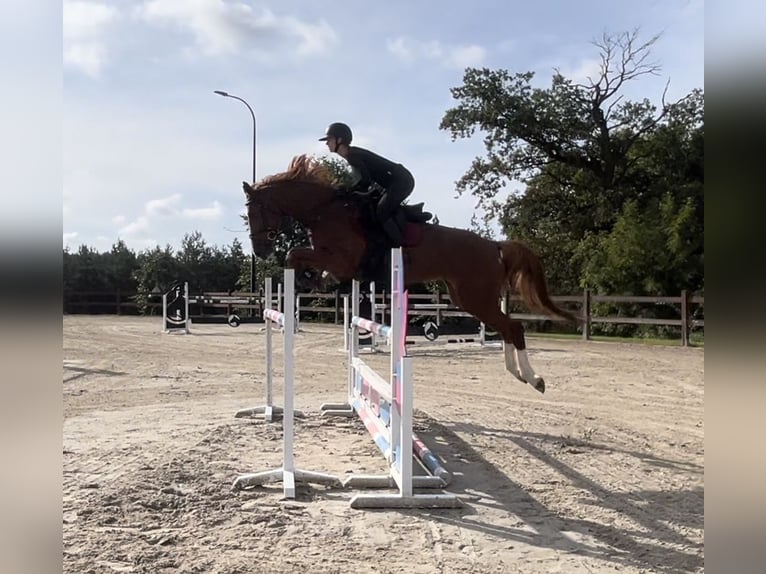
left=245, top=193, right=282, bottom=245
left=245, top=181, right=342, bottom=247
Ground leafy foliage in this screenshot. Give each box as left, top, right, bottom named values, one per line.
left=317, top=153, right=359, bottom=188
left=64, top=232, right=250, bottom=313
left=440, top=30, right=704, bottom=302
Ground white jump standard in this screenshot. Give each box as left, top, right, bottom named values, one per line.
left=321, top=248, right=460, bottom=509
left=234, top=277, right=298, bottom=421
left=232, top=268, right=340, bottom=497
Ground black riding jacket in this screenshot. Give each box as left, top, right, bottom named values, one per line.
left=346, top=146, right=405, bottom=191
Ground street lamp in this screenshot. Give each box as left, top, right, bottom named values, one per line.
left=214, top=90, right=257, bottom=293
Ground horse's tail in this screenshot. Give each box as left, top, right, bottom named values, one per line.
left=498, top=240, right=579, bottom=323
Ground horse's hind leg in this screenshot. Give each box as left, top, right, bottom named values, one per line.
left=445, top=283, right=545, bottom=393
left=486, top=308, right=545, bottom=394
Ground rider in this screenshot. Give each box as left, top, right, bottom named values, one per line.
left=319, top=122, right=414, bottom=246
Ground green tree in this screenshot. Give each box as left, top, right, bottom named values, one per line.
left=133, top=244, right=181, bottom=309
left=223, top=237, right=251, bottom=292
left=318, top=153, right=359, bottom=188
left=175, top=231, right=213, bottom=292
left=202, top=238, right=249, bottom=292
left=577, top=194, right=702, bottom=296
left=107, top=239, right=139, bottom=292
left=440, top=31, right=692, bottom=214
left=440, top=29, right=704, bottom=296
left=63, top=245, right=110, bottom=292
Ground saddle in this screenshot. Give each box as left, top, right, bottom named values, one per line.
left=337, top=189, right=432, bottom=284
left=336, top=189, right=433, bottom=224
left=399, top=202, right=432, bottom=224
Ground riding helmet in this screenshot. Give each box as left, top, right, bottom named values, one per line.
left=319, top=122, right=353, bottom=144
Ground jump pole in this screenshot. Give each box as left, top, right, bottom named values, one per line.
left=232, top=268, right=340, bottom=497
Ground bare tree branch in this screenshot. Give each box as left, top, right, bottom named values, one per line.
left=604, top=94, right=625, bottom=122
left=585, top=29, right=663, bottom=104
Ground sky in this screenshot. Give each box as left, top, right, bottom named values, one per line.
left=61, top=0, right=706, bottom=254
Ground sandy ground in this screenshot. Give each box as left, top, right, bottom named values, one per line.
left=63, top=316, right=704, bottom=574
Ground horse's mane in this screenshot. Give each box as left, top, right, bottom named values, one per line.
left=258, top=154, right=335, bottom=189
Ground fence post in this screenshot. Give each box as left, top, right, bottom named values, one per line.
left=334, top=290, right=340, bottom=325
left=681, top=289, right=689, bottom=347
left=582, top=289, right=591, bottom=341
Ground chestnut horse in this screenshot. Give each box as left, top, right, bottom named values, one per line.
left=244, top=155, right=577, bottom=393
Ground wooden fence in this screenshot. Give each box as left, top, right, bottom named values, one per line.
left=63, top=288, right=704, bottom=346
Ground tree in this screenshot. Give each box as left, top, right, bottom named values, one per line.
left=63, top=245, right=110, bottom=292
left=440, top=29, right=704, bottom=296
left=107, top=240, right=139, bottom=292
left=442, top=30, right=695, bottom=209
left=318, top=153, right=359, bottom=189
left=133, top=245, right=181, bottom=297
left=175, top=231, right=213, bottom=291
left=576, top=194, right=702, bottom=295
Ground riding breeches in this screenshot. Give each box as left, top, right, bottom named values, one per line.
left=376, top=165, right=415, bottom=222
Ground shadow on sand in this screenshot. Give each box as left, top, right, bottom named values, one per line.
left=409, top=418, right=703, bottom=573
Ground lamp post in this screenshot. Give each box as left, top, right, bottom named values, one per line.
left=214, top=90, right=257, bottom=293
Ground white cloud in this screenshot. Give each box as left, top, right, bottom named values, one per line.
left=146, top=194, right=182, bottom=217
left=182, top=201, right=223, bottom=220
left=63, top=1, right=119, bottom=76
left=446, top=45, right=487, bottom=69
left=113, top=195, right=223, bottom=241
left=64, top=42, right=109, bottom=77
left=64, top=0, right=117, bottom=39
left=559, top=57, right=603, bottom=84
left=289, top=17, right=337, bottom=56
left=386, top=37, right=413, bottom=62
left=386, top=36, right=486, bottom=68
left=136, top=0, right=337, bottom=57
left=119, top=216, right=150, bottom=236
left=63, top=232, right=79, bottom=248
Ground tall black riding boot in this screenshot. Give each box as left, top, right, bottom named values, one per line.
left=381, top=218, right=404, bottom=247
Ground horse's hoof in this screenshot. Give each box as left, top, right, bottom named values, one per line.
left=533, top=377, right=545, bottom=394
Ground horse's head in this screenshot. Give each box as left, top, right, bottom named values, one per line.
left=242, top=154, right=339, bottom=257
left=243, top=181, right=283, bottom=258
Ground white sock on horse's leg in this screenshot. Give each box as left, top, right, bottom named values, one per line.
left=515, top=348, right=545, bottom=392
left=514, top=348, right=538, bottom=381
left=503, top=343, right=524, bottom=381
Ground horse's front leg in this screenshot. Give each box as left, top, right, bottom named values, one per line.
left=286, top=247, right=357, bottom=288
left=285, top=247, right=316, bottom=275
left=284, top=247, right=322, bottom=289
